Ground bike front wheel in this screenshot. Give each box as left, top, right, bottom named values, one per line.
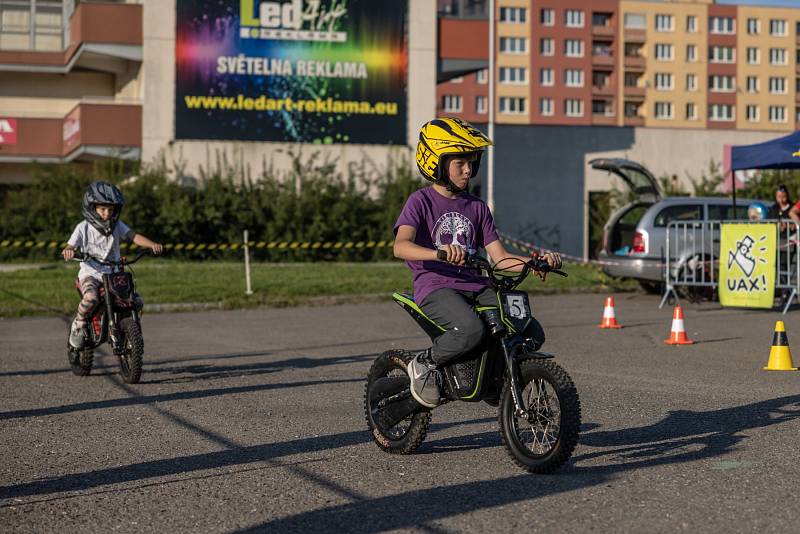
left=118, top=318, right=144, bottom=384
left=499, top=360, right=581, bottom=474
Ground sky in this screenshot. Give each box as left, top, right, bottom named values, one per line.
left=717, top=0, right=800, bottom=6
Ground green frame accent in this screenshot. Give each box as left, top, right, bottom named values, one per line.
left=460, top=352, right=488, bottom=400
left=392, top=292, right=445, bottom=332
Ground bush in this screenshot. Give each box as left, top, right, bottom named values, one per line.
left=0, top=152, right=422, bottom=261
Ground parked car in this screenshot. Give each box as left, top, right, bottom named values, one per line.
left=591, top=158, right=772, bottom=294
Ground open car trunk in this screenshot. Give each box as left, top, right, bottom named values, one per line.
left=590, top=158, right=661, bottom=256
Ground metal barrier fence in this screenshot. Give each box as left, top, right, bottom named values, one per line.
left=661, top=219, right=800, bottom=314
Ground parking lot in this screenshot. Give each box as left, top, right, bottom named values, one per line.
left=2, top=292, right=799, bottom=533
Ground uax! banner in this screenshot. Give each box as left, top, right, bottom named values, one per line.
left=175, top=0, right=407, bottom=145
left=719, top=223, right=776, bottom=309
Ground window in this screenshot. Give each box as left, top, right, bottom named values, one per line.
left=747, top=47, right=759, bottom=64
left=625, top=101, right=642, bottom=118
left=476, top=69, right=488, bottom=84
left=500, top=7, right=526, bottom=23
left=540, top=8, right=554, bottom=26
left=540, top=38, right=554, bottom=56
left=499, top=97, right=526, bottom=114
left=655, top=72, right=674, bottom=90
left=710, top=75, right=735, bottom=92
left=655, top=43, right=674, bottom=61
left=565, top=69, right=584, bottom=87
left=746, top=105, right=759, bottom=122
left=686, top=15, right=697, bottom=33
left=686, top=103, right=698, bottom=120
left=746, top=76, right=759, bottom=93
left=540, top=98, right=553, bottom=116
left=475, top=96, right=487, bottom=115
left=565, top=99, right=583, bottom=117
left=707, top=205, right=749, bottom=221
left=500, top=37, right=527, bottom=54
left=709, top=104, right=734, bottom=121
left=686, top=44, right=697, bottom=62
left=686, top=73, right=698, bottom=91
left=540, top=68, right=554, bottom=86
left=655, top=14, right=673, bottom=32
left=709, top=16, right=735, bottom=35
left=593, top=13, right=612, bottom=28
left=625, top=43, right=643, bottom=58
left=450, top=76, right=463, bottom=84
left=709, top=46, right=735, bottom=63
left=770, top=19, right=787, bottom=36
left=747, top=18, right=760, bottom=35
left=655, top=101, right=673, bottom=119
left=593, top=70, right=610, bottom=88
left=654, top=205, right=702, bottom=227
left=499, top=67, right=527, bottom=84
left=565, top=39, right=584, bottom=57
left=769, top=106, right=787, bottom=123
left=625, top=72, right=641, bottom=88
left=593, top=40, right=612, bottom=57
left=442, top=95, right=462, bottom=113
left=624, top=13, right=646, bottom=29
left=592, top=100, right=613, bottom=116
left=770, top=48, right=787, bottom=65
left=769, top=77, right=787, bottom=94
left=0, top=1, right=65, bottom=51
left=565, top=10, right=584, bottom=28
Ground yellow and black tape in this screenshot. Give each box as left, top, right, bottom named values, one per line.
left=0, top=239, right=395, bottom=251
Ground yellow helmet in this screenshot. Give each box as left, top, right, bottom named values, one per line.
left=415, top=118, right=493, bottom=185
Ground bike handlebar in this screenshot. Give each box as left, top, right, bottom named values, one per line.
left=70, top=248, right=152, bottom=266
left=435, top=248, right=567, bottom=278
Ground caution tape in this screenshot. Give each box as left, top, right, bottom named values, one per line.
left=0, top=239, right=395, bottom=251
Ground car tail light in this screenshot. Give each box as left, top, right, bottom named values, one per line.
left=632, top=231, right=647, bottom=254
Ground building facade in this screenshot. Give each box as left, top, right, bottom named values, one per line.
left=0, top=0, right=437, bottom=183
left=438, top=0, right=800, bottom=131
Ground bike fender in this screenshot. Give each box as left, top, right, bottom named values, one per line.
left=516, top=350, right=554, bottom=360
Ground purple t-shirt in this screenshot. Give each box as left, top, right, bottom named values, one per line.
left=394, top=187, right=500, bottom=304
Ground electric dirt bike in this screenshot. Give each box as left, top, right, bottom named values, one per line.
left=364, top=252, right=581, bottom=473
left=67, top=249, right=150, bottom=383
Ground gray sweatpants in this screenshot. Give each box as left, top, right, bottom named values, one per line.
left=419, top=286, right=545, bottom=366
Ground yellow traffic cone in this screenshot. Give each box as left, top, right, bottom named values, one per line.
left=763, top=321, right=798, bottom=371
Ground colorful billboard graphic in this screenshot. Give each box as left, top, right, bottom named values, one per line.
left=175, top=0, right=407, bottom=145
left=719, top=223, right=776, bottom=309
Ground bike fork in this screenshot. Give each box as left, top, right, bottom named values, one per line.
left=500, top=340, right=527, bottom=417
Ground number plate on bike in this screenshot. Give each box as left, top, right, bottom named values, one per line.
left=503, top=291, right=531, bottom=320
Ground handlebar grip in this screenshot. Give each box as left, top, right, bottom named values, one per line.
left=436, top=249, right=448, bottom=261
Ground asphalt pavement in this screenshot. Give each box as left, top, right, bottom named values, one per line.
left=1, top=293, right=799, bottom=533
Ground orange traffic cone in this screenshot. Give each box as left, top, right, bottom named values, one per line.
left=664, top=306, right=694, bottom=345
left=597, top=296, right=623, bottom=329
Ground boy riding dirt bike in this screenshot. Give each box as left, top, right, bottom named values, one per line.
left=364, top=118, right=581, bottom=473
left=61, top=182, right=161, bottom=380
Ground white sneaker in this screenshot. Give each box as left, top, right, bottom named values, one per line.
left=69, top=320, right=86, bottom=349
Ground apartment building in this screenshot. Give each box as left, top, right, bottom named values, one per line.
left=437, top=0, right=800, bottom=132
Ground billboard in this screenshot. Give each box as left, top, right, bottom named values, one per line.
left=719, top=223, right=776, bottom=309
left=175, top=0, right=408, bottom=145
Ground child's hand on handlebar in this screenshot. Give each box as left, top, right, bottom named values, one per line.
left=152, top=243, right=163, bottom=255
left=62, top=247, right=74, bottom=261
left=437, top=244, right=466, bottom=266
left=531, top=251, right=562, bottom=281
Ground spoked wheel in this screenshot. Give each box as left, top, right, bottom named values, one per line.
left=364, top=349, right=430, bottom=454
left=499, top=360, right=581, bottom=474
left=118, top=318, right=144, bottom=384
left=68, top=347, right=93, bottom=376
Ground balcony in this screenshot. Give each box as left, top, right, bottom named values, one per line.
left=592, top=114, right=617, bottom=126
left=624, top=56, right=645, bottom=70
left=624, top=116, right=645, bottom=127
left=624, top=29, right=646, bottom=42
left=593, top=84, right=615, bottom=97
left=0, top=2, right=142, bottom=74
left=624, top=85, right=646, bottom=97
left=592, top=54, right=615, bottom=67
left=592, top=25, right=615, bottom=38
left=0, top=102, right=141, bottom=163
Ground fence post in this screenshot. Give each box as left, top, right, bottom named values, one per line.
left=243, top=229, right=253, bottom=296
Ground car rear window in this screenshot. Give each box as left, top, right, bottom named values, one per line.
left=707, top=205, right=749, bottom=220
left=654, top=205, right=702, bottom=227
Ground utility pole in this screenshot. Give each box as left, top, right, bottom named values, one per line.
left=487, top=0, right=495, bottom=213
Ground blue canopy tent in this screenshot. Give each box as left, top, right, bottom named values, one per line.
left=730, top=130, right=800, bottom=208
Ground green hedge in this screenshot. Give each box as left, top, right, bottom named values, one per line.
left=0, top=153, right=423, bottom=261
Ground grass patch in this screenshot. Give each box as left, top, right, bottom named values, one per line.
left=0, top=260, right=636, bottom=318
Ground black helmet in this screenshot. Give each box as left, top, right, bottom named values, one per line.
left=82, top=181, right=124, bottom=236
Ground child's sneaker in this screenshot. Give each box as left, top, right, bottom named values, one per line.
left=407, top=349, right=441, bottom=408
left=69, top=319, right=86, bottom=349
